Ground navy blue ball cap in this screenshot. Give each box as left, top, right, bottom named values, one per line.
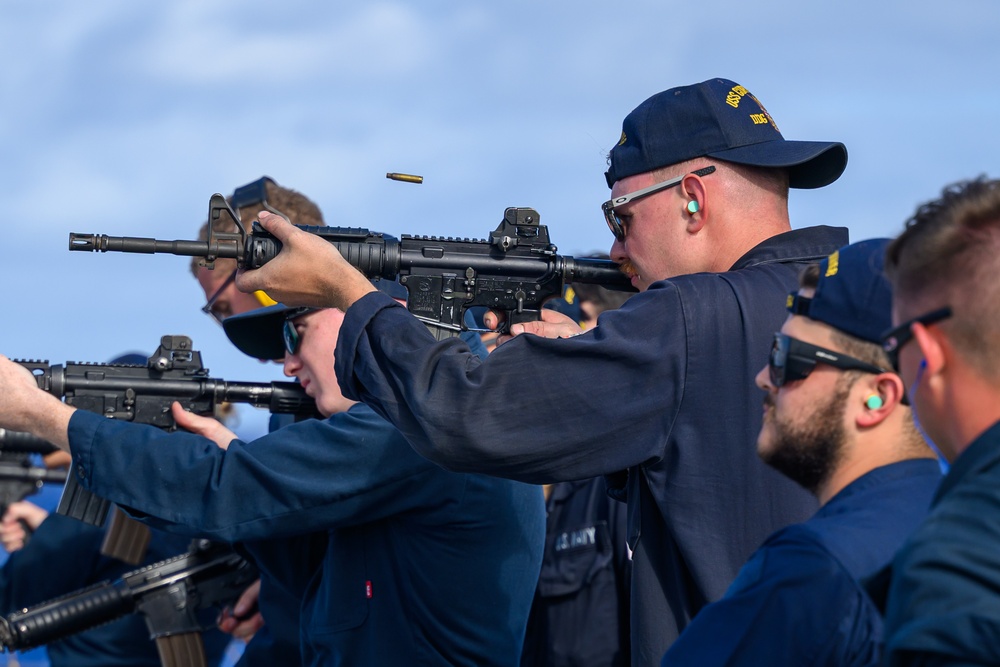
left=605, top=78, right=847, bottom=189
left=786, top=238, right=892, bottom=344
left=223, top=304, right=314, bottom=361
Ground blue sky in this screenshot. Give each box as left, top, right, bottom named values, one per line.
left=2, top=1, right=998, bottom=438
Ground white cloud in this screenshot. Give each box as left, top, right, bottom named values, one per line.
left=131, top=3, right=457, bottom=86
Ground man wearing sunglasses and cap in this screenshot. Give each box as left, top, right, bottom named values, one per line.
left=661, top=238, right=940, bottom=666
left=229, top=77, right=850, bottom=662
left=198, top=178, right=516, bottom=666
left=0, top=282, right=543, bottom=664
left=867, top=177, right=1000, bottom=666
left=193, top=181, right=543, bottom=665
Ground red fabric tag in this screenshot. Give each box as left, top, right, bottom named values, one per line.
left=366, top=580, right=373, bottom=599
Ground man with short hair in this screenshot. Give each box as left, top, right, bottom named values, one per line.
left=232, top=77, right=851, bottom=662
left=869, top=176, right=1000, bottom=666
left=661, top=239, right=940, bottom=666
left=198, top=179, right=501, bottom=666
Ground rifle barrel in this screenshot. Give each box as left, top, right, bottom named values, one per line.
left=69, top=234, right=241, bottom=259
left=563, top=256, right=632, bottom=290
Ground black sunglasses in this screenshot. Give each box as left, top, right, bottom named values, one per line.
left=283, top=319, right=300, bottom=356
left=880, top=307, right=952, bottom=373
left=769, top=332, right=889, bottom=387
left=601, top=166, right=715, bottom=241
left=281, top=308, right=316, bottom=356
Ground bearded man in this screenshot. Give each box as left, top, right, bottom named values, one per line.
left=661, top=239, right=942, bottom=666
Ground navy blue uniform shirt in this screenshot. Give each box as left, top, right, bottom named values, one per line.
left=333, top=225, right=847, bottom=664
left=662, top=459, right=941, bottom=666
left=336, top=226, right=847, bottom=665
left=522, top=477, right=630, bottom=667
left=0, top=513, right=229, bottom=667
left=871, top=420, right=1000, bottom=666
left=67, top=402, right=544, bottom=666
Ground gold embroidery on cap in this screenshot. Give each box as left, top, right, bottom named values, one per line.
left=825, top=251, right=840, bottom=277
left=747, top=93, right=780, bottom=133
left=725, top=85, right=750, bottom=108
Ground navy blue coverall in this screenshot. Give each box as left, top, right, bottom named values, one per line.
left=333, top=225, right=848, bottom=664
left=67, top=403, right=544, bottom=666
left=872, top=420, right=1000, bottom=666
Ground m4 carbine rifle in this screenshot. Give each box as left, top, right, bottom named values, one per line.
left=13, top=335, right=318, bottom=564
left=0, top=539, right=257, bottom=667
left=69, top=197, right=635, bottom=339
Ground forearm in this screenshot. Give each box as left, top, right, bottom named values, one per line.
left=0, top=356, right=74, bottom=450
left=332, top=264, right=377, bottom=311
left=17, top=397, right=73, bottom=452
